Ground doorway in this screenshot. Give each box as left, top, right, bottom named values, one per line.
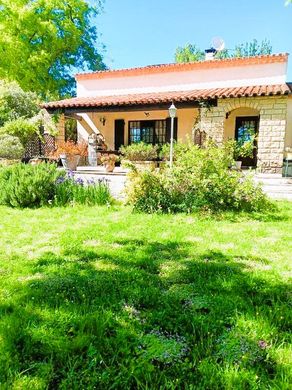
left=235, top=116, right=259, bottom=167
left=114, top=119, right=125, bottom=151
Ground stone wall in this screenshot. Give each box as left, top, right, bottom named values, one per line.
left=55, top=114, right=65, bottom=144
left=200, top=96, right=288, bottom=173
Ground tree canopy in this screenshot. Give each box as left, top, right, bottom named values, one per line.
left=0, top=0, right=106, bottom=98
left=175, top=39, right=272, bottom=63
left=175, top=44, right=205, bottom=63
left=0, top=81, right=56, bottom=146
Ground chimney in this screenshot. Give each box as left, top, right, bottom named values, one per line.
left=205, top=48, right=217, bottom=61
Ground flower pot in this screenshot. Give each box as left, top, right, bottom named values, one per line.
left=235, top=160, right=242, bottom=170
left=133, top=161, right=157, bottom=170
left=105, top=162, right=115, bottom=173
left=60, top=154, right=80, bottom=171
left=29, top=158, right=43, bottom=165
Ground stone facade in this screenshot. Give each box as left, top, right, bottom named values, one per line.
left=55, top=113, right=65, bottom=144
left=56, top=97, right=288, bottom=174
left=200, top=96, right=288, bottom=173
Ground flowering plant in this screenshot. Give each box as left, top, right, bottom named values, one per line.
left=225, top=138, right=255, bottom=161
left=120, top=142, right=158, bottom=161
left=100, top=154, right=119, bottom=164
left=52, top=140, right=88, bottom=157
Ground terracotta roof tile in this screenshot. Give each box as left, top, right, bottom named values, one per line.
left=75, top=54, right=288, bottom=80
left=42, top=84, right=292, bottom=110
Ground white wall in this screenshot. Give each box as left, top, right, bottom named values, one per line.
left=77, top=62, right=287, bottom=98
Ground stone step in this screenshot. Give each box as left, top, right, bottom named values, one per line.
left=267, top=193, right=292, bottom=200
left=263, top=185, right=292, bottom=194
left=76, top=166, right=128, bottom=176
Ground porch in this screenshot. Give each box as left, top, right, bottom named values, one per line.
left=44, top=84, right=292, bottom=174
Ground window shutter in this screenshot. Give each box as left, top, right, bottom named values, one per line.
left=166, top=117, right=178, bottom=143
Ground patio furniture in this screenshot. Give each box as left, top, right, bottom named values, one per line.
left=282, top=158, right=292, bottom=177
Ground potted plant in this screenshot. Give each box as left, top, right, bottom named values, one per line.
left=231, top=138, right=255, bottom=170
left=100, top=153, right=119, bottom=172
left=119, top=142, right=158, bottom=169
left=54, top=140, right=87, bottom=171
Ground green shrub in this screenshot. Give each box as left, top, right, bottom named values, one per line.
left=0, top=164, right=112, bottom=208
left=0, top=80, right=39, bottom=127
left=158, top=141, right=188, bottom=160
left=0, top=134, right=24, bottom=159
left=120, top=142, right=158, bottom=161
left=0, top=163, right=63, bottom=208
left=125, top=142, right=271, bottom=213
left=54, top=175, right=112, bottom=206
left=0, top=117, right=39, bottom=147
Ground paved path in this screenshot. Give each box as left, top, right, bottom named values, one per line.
left=254, top=174, right=292, bottom=201
left=75, top=166, right=127, bottom=199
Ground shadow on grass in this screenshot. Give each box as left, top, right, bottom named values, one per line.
left=0, top=240, right=290, bottom=389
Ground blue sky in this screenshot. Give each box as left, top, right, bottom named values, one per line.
left=96, top=0, right=292, bottom=80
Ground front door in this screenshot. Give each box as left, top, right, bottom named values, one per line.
left=114, top=119, right=125, bottom=151
left=235, top=116, right=259, bottom=167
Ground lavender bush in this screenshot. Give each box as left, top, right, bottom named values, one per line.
left=0, top=164, right=112, bottom=208
left=54, top=171, right=112, bottom=206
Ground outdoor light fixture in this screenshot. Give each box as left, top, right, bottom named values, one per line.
left=100, top=116, right=106, bottom=126
left=168, top=102, right=177, bottom=168
left=168, top=102, right=177, bottom=119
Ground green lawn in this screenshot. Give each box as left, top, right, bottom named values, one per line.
left=0, top=203, right=291, bottom=389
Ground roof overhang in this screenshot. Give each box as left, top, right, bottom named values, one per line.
left=42, top=84, right=292, bottom=114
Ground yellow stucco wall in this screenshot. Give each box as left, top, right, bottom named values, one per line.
left=78, top=108, right=199, bottom=149
left=285, top=97, right=292, bottom=148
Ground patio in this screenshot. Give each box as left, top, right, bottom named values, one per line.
left=74, top=166, right=292, bottom=201
left=75, top=166, right=128, bottom=199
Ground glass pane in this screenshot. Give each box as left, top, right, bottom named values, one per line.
left=237, top=120, right=256, bottom=145
left=141, top=124, right=154, bottom=144
left=129, top=121, right=141, bottom=143
left=155, top=120, right=166, bottom=144
left=129, top=120, right=167, bottom=145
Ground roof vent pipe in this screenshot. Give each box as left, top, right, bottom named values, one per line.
left=205, top=48, right=217, bottom=61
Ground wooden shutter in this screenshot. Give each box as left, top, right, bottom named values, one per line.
left=114, top=119, right=125, bottom=150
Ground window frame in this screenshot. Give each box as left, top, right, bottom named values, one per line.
left=128, top=119, right=167, bottom=145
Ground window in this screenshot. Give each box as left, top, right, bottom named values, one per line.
left=129, top=120, right=167, bottom=145
left=235, top=116, right=259, bottom=167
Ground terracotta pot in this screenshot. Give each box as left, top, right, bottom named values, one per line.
left=29, top=158, right=43, bottom=165
left=60, top=154, right=80, bottom=171
left=105, top=162, right=115, bottom=172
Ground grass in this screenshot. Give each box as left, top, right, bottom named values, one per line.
left=0, top=203, right=291, bottom=389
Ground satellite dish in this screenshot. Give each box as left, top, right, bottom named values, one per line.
left=211, top=37, right=225, bottom=51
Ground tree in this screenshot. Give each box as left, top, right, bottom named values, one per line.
left=174, top=39, right=272, bottom=63
left=233, top=39, right=272, bottom=58
left=175, top=44, right=205, bottom=63
left=0, top=0, right=106, bottom=98
left=0, top=81, right=56, bottom=147
left=0, top=81, right=39, bottom=127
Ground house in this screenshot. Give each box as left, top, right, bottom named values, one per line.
left=43, top=53, right=292, bottom=173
